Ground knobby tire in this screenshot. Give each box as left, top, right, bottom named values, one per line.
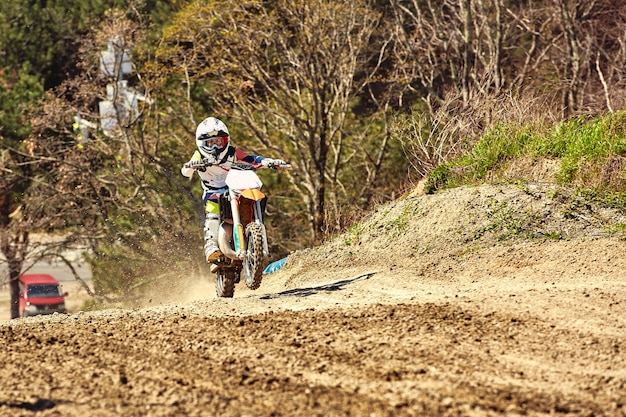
left=243, top=222, right=265, bottom=290
left=215, top=269, right=236, bottom=298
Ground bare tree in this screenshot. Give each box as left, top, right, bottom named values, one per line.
left=155, top=0, right=390, bottom=241
left=513, top=0, right=626, bottom=117
left=1, top=110, right=98, bottom=318
left=0, top=171, right=31, bottom=319
left=553, top=0, right=586, bottom=118
left=387, top=0, right=535, bottom=110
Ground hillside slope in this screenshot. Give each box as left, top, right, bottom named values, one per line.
left=1, top=183, right=626, bottom=416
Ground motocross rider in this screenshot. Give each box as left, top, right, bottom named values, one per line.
left=181, top=117, right=286, bottom=263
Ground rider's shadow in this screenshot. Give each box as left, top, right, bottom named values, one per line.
left=259, top=272, right=376, bottom=299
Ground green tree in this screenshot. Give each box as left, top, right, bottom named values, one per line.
left=1, top=1, right=193, bottom=318
left=27, top=8, right=202, bottom=300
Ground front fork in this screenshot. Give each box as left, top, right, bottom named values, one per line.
left=229, top=193, right=269, bottom=258
left=253, top=199, right=270, bottom=258
left=229, top=193, right=246, bottom=256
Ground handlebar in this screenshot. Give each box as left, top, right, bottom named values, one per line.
left=184, top=159, right=291, bottom=171
left=263, top=161, right=292, bottom=170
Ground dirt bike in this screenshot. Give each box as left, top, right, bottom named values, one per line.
left=188, top=158, right=291, bottom=297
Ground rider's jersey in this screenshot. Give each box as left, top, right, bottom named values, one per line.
left=181, top=146, right=266, bottom=194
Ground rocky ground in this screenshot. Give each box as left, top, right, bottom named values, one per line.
left=1, top=183, right=625, bottom=416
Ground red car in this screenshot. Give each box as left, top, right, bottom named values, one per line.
left=18, top=274, right=67, bottom=318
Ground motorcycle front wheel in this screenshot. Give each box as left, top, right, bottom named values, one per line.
left=243, top=222, right=265, bottom=290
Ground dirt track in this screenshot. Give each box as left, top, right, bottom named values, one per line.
left=1, top=184, right=626, bottom=416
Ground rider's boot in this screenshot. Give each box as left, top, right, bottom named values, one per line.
left=204, top=217, right=221, bottom=263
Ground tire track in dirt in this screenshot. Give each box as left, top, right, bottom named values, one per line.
left=1, top=298, right=624, bottom=416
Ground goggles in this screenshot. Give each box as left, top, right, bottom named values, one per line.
left=199, top=133, right=228, bottom=148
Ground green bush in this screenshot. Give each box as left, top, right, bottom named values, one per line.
left=424, top=111, right=626, bottom=195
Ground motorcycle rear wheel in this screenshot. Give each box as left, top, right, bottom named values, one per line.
left=215, top=268, right=236, bottom=298
left=243, top=222, right=265, bottom=290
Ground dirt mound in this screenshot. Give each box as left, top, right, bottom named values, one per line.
left=283, top=183, right=626, bottom=286
left=1, top=183, right=625, bottom=416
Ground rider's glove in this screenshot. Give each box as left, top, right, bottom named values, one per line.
left=261, top=158, right=287, bottom=168
left=185, top=159, right=205, bottom=169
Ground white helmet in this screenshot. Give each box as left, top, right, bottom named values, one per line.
left=195, top=117, right=230, bottom=159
